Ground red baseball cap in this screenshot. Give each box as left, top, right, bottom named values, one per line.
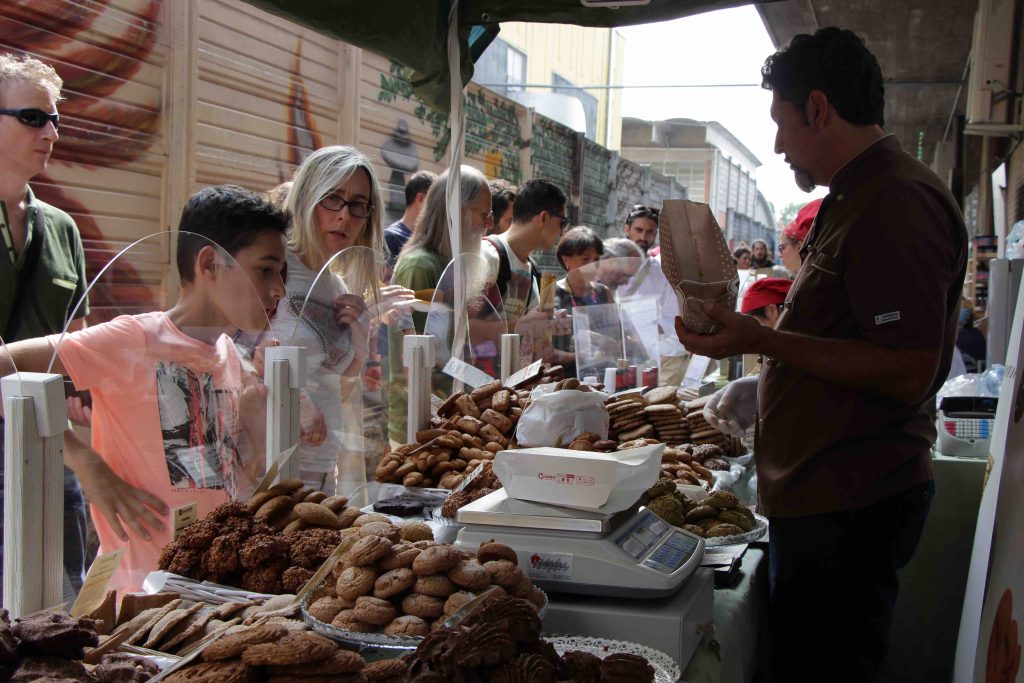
left=741, top=278, right=793, bottom=314
left=782, top=198, right=823, bottom=243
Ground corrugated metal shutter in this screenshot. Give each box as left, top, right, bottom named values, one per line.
left=580, top=138, right=611, bottom=235
left=1, top=0, right=169, bottom=320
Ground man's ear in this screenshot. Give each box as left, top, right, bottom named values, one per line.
left=806, top=90, right=831, bottom=130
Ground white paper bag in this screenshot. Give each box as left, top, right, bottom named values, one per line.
left=514, top=384, right=609, bottom=448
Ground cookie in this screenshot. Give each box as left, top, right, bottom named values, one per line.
left=447, top=560, right=490, bottom=591
left=436, top=391, right=464, bottom=418
left=455, top=416, right=483, bottom=435
left=165, top=660, right=256, bottom=683
left=293, top=502, right=341, bottom=528
left=346, top=535, right=393, bottom=566
left=359, top=521, right=401, bottom=543
left=126, top=599, right=184, bottom=645
left=267, top=478, right=304, bottom=495
left=321, top=495, right=349, bottom=513
left=353, top=513, right=393, bottom=527
left=290, top=485, right=316, bottom=502
left=483, top=559, right=523, bottom=588
left=353, top=596, right=397, bottom=626
left=246, top=490, right=278, bottom=513
left=336, top=507, right=362, bottom=528
left=478, top=424, right=508, bottom=446
left=643, top=386, right=678, bottom=405
left=307, top=596, right=346, bottom=624
left=336, top=565, right=377, bottom=601
left=283, top=519, right=307, bottom=533
left=241, top=631, right=336, bottom=666
left=469, top=379, right=503, bottom=402
left=265, top=649, right=364, bottom=676
left=330, top=610, right=376, bottom=633
left=363, top=658, right=409, bottom=681
left=399, top=522, right=434, bottom=543
left=443, top=591, right=477, bottom=617
left=619, top=424, right=654, bottom=441
left=400, top=593, right=445, bottom=619
left=477, top=541, right=518, bottom=566
left=455, top=394, right=481, bottom=418
left=412, top=545, right=460, bottom=576
left=373, top=568, right=416, bottom=599
left=377, top=544, right=421, bottom=571
left=147, top=603, right=204, bottom=649
left=383, top=615, right=429, bottom=638
left=414, top=575, right=457, bottom=598
left=202, top=623, right=288, bottom=661
left=491, top=389, right=511, bottom=413
left=255, top=495, right=294, bottom=520
left=480, top=409, right=513, bottom=434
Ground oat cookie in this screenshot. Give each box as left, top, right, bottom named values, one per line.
left=293, top=502, right=341, bottom=528
left=165, top=660, right=256, bottom=683
left=202, top=623, right=288, bottom=661
left=414, top=575, right=457, bottom=598
left=400, top=593, right=445, bottom=619
left=265, top=649, right=364, bottom=676
left=383, top=615, right=429, bottom=638
left=359, top=521, right=401, bottom=543
left=411, top=545, right=460, bottom=576
left=241, top=631, right=336, bottom=666
left=399, top=521, right=434, bottom=543
left=447, top=560, right=490, bottom=591
left=336, top=565, right=377, bottom=601
left=373, top=567, right=416, bottom=599
left=346, top=535, right=393, bottom=566
left=483, top=560, right=523, bottom=588
left=477, top=541, right=518, bottom=566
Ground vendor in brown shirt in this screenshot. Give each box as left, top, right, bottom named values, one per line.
left=676, top=28, right=967, bottom=682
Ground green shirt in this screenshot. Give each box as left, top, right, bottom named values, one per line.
left=0, top=188, right=90, bottom=341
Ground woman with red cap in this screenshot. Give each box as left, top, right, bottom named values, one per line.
left=778, top=198, right=822, bottom=274
left=741, top=277, right=793, bottom=327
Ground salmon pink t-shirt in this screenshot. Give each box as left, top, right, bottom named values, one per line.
left=50, top=312, right=250, bottom=591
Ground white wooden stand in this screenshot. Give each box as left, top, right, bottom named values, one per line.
left=264, top=346, right=306, bottom=482
left=404, top=335, right=436, bottom=444
left=2, top=372, right=66, bottom=617
left=499, top=334, right=520, bottom=383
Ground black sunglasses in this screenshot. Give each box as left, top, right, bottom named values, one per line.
left=630, top=204, right=659, bottom=218
left=0, top=108, right=60, bottom=131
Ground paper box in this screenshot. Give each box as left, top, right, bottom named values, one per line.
left=493, top=444, right=663, bottom=512
left=658, top=200, right=738, bottom=334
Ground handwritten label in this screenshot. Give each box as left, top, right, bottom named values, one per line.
left=172, top=502, right=198, bottom=541
left=252, top=444, right=299, bottom=495
left=70, top=548, right=125, bottom=617
left=505, top=359, right=543, bottom=389
left=442, top=357, right=494, bottom=389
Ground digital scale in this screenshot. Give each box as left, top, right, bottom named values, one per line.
left=936, top=395, right=998, bottom=458
left=455, top=488, right=705, bottom=598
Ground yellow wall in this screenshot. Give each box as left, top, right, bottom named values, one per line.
left=498, top=23, right=624, bottom=150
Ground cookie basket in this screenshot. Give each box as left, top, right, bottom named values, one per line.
left=702, top=513, right=768, bottom=547
left=300, top=578, right=549, bottom=652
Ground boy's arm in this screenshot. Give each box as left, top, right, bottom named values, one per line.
left=0, top=338, right=67, bottom=418
left=63, top=429, right=169, bottom=542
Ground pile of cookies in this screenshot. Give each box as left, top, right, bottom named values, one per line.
left=0, top=608, right=158, bottom=682
left=683, top=395, right=745, bottom=455
left=158, top=500, right=432, bottom=596
left=440, top=461, right=502, bottom=518
left=404, top=593, right=655, bottom=682
left=645, top=481, right=758, bottom=539
left=305, top=529, right=545, bottom=640
left=246, top=478, right=355, bottom=533
left=659, top=445, right=716, bottom=488
left=606, top=385, right=697, bottom=445
left=164, top=622, right=379, bottom=682
left=376, top=379, right=528, bottom=490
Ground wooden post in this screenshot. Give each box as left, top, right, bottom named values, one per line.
left=2, top=372, right=66, bottom=617
left=404, top=335, right=436, bottom=444
left=264, top=346, right=306, bottom=482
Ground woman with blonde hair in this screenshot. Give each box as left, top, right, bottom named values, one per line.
left=387, top=165, right=493, bottom=443
left=271, top=145, right=391, bottom=495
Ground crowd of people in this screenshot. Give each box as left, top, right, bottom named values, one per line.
left=0, top=23, right=978, bottom=682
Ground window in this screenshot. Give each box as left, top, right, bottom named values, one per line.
left=474, top=37, right=526, bottom=97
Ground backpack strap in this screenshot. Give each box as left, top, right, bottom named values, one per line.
left=485, top=235, right=512, bottom=299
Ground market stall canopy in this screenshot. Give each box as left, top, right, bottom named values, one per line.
left=241, top=0, right=779, bottom=111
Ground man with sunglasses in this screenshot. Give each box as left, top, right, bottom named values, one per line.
left=618, top=204, right=692, bottom=387
left=482, top=179, right=567, bottom=328
left=0, top=53, right=91, bottom=597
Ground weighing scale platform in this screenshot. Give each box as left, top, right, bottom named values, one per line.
left=543, top=566, right=715, bottom=671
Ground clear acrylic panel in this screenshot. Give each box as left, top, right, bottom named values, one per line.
left=47, top=231, right=279, bottom=593
left=272, top=246, right=390, bottom=502
left=425, top=252, right=507, bottom=395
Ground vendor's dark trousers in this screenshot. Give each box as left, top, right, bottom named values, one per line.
left=766, top=481, right=934, bottom=682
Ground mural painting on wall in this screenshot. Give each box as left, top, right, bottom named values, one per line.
left=283, top=37, right=323, bottom=177
left=2, top=0, right=163, bottom=322
left=377, top=60, right=527, bottom=185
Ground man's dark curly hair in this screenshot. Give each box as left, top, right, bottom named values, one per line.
left=761, top=27, right=885, bottom=127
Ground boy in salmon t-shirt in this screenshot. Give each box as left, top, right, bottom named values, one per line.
left=0, top=185, right=288, bottom=590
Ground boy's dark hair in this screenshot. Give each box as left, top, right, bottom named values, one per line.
left=404, top=170, right=437, bottom=207
left=556, top=226, right=604, bottom=269
left=512, top=179, right=567, bottom=223
left=490, top=178, right=517, bottom=218
left=177, top=185, right=289, bottom=283
left=761, top=26, right=885, bottom=127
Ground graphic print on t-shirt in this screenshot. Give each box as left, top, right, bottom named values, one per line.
left=155, top=361, right=240, bottom=490
left=285, top=294, right=353, bottom=372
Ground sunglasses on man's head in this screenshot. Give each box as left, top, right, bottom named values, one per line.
left=630, top=204, right=659, bottom=218
left=0, top=108, right=60, bottom=131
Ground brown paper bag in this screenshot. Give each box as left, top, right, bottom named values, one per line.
left=658, top=200, right=738, bottom=334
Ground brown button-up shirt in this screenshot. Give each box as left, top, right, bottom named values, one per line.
left=757, top=135, right=967, bottom=517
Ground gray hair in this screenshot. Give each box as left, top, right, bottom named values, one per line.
left=0, top=52, right=63, bottom=106
left=285, top=145, right=386, bottom=274
left=400, top=165, right=490, bottom=263
left=602, top=237, right=643, bottom=259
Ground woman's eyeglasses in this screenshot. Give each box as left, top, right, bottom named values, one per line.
left=0, top=108, right=60, bottom=131
left=778, top=240, right=798, bottom=253
left=320, top=194, right=372, bottom=218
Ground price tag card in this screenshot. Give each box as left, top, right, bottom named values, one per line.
left=70, top=548, right=125, bottom=617
left=172, top=502, right=198, bottom=541
left=682, top=355, right=712, bottom=390
left=252, top=444, right=299, bottom=495
left=505, top=358, right=542, bottom=388
left=442, top=357, right=494, bottom=389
